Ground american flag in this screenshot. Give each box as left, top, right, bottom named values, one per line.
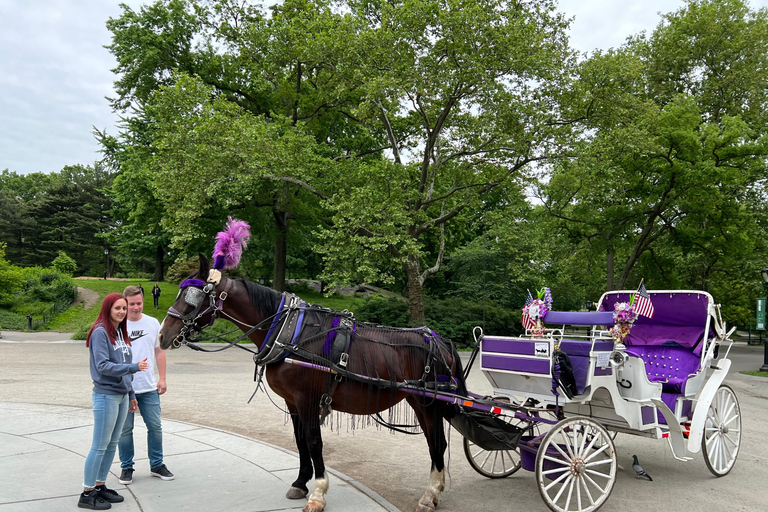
left=522, top=291, right=537, bottom=330
left=634, top=283, right=655, bottom=318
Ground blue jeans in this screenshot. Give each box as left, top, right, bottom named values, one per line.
left=84, top=392, right=129, bottom=488
left=119, top=390, right=164, bottom=469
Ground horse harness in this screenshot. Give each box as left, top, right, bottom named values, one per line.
left=167, top=275, right=456, bottom=422
left=166, top=272, right=235, bottom=348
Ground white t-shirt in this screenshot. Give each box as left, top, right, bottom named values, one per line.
left=127, top=314, right=161, bottom=395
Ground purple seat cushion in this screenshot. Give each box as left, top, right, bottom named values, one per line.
left=624, top=346, right=701, bottom=394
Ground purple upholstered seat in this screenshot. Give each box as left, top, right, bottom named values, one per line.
left=624, top=346, right=701, bottom=394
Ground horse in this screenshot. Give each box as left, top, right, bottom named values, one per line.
left=159, top=255, right=467, bottom=512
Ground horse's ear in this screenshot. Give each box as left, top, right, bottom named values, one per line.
left=198, top=253, right=210, bottom=277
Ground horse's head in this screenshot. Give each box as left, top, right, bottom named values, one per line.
left=160, top=254, right=223, bottom=350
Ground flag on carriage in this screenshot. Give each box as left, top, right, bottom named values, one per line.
left=522, top=290, right=537, bottom=330
left=634, top=283, right=655, bottom=318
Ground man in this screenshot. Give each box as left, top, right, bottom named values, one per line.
left=117, top=285, right=174, bottom=484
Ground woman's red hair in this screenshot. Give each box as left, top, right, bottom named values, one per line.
left=86, top=293, right=130, bottom=347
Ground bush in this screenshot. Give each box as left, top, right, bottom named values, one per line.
left=19, top=267, right=76, bottom=307
left=0, top=244, right=25, bottom=307
left=355, top=296, right=408, bottom=327
left=52, top=251, right=77, bottom=275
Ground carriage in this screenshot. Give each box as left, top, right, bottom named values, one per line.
left=160, top=220, right=741, bottom=512
left=453, top=289, right=741, bottom=512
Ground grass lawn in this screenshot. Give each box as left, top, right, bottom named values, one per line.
left=740, top=370, right=768, bottom=378
left=47, top=278, right=368, bottom=339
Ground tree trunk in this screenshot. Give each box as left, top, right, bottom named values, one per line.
left=405, top=254, right=426, bottom=325
left=606, top=249, right=615, bottom=291
left=272, top=209, right=289, bottom=292
left=154, top=244, right=165, bottom=282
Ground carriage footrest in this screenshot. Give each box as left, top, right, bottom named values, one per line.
left=448, top=409, right=523, bottom=451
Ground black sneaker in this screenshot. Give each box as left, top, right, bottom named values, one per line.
left=150, top=464, right=174, bottom=481
left=95, top=485, right=124, bottom=503
left=118, top=468, right=134, bottom=485
left=78, top=490, right=111, bottom=510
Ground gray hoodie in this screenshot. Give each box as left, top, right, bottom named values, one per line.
left=88, top=324, right=140, bottom=400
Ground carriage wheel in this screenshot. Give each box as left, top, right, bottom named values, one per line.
left=535, top=417, right=617, bottom=512
left=702, top=384, right=741, bottom=477
left=462, top=416, right=529, bottom=478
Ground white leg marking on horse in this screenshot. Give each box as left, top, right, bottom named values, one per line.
left=417, top=468, right=444, bottom=511
left=304, top=473, right=329, bottom=512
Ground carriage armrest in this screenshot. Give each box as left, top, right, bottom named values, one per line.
left=544, top=311, right=614, bottom=326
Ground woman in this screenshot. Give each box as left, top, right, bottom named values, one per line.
left=79, top=293, right=148, bottom=510
left=151, top=284, right=161, bottom=309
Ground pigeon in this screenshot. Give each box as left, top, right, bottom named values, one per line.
left=632, top=455, right=653, bottom=481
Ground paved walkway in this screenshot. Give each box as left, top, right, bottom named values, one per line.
left=0, top=402, right=397, bottom=512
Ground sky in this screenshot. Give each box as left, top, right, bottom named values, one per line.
left=1, top=0, right=767, bottom=175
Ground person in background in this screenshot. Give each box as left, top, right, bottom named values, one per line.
left=137, top=283, right=145, bottom=297
left=79, top=293, right=148, bottom=510
left=151, top=283, right=161, bottom=308
left=118, top=285, right=174, bottom=485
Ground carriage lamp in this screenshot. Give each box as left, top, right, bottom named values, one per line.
left=761, top=268, right=768, bottom=372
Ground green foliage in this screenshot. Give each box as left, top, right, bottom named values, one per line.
left=0, top=243, right=25, bottom=307
left=165, top=257, right=201, bottom=284
left=355, top=295, right=517, bottom=348
left=17, top=267, right=76, bottom=307
left=52, top=251, right=77, bottom=275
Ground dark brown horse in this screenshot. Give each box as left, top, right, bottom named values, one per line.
left=159, top=256, right=466, bottom=512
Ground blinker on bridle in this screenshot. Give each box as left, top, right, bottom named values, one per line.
left=167, top=271, right=231, bottom=348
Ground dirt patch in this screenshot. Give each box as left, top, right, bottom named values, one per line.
left=71, top=287, right=100, bottom=310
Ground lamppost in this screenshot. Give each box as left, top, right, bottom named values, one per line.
left=104, top=248, right=109, bottom=280
left=761, top=267, right=768, bottom=372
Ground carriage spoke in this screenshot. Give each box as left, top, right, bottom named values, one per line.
left=575, top=473, right=583, bottom=511
left=543, top=453, right=570, bottom=466
left=584, top=458, right=613, bottom=468
left=544, top=470, right=572, bottom=492
left=585, top=468, right=613, bottom=479
left=583, top=472, right=607, bottom=495
left=558, top=430, right=576, bottom=460
left=583, top=442, right=610, bottom=463
left=542, top=467, right=569, bottom=476
left=550, top=441, right=572, bottom=463
left=579, top=474, right=595, bottom=506
left=553, top=474, right=574, bottom=508
left=564, top=475, right=577, bottom=512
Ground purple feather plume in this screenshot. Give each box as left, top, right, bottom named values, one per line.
left=212, top=217, right=251, bottom=270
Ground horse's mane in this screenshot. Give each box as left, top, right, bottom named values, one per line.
left=240, top=279, right=282, bottom=318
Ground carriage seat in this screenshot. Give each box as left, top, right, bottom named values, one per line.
left=623, top=345, right=701, bottom=394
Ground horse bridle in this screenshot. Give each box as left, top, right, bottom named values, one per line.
left=166, top=275, right=234, bottom=348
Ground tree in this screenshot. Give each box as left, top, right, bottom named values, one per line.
left=541, top=0, right=768, bottom=326
left=310, top=0, right=575, bottom=323
left=22, top=165, right=115, bottom=273
left=104, top=0, right=366, bottom=290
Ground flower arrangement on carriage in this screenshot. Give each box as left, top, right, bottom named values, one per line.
left=521, top=287, right=552, bottom=336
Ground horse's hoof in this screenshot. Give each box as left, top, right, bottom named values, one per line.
left=303, top=499, right=325, bottom=512
left=286, top=486, right=308, bottom=500
left=415, top=502, right=436, bottom=512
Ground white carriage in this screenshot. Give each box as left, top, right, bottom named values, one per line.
left=463, top=289, right=741, bottom=512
